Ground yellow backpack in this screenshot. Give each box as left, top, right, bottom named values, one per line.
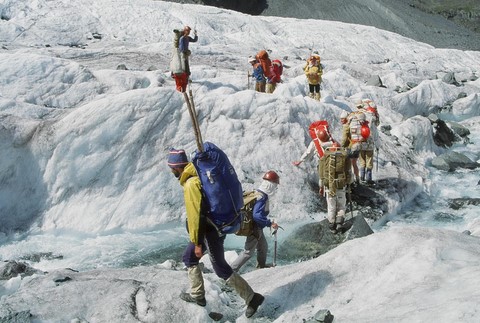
left=319, top=147, right=350, bottom=196
left=235, top=191, right=260, bottom=236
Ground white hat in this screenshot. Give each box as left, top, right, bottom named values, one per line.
left=340, top=111, right=349, bottom=119
left=248, top=56, right=256, bottom=63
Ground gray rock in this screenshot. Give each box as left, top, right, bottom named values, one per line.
left=431, top=151, right=480, bottom=171
left=428, top=115, right=456, bottom=148
left=447, top=121, right=470, bottom=138
left=278, top=215, right=373, bottom=262
left=0, top=261, right=40, bottom=280
left=53, top=275, right=72, bottom=283
left=448, top=198, right=480, bottom=210
left=0, top=310, right=31, bottom=323
left=366, top=75, right=384, bottom=87
left=116, top=64, right=128, bottom=70
left=442, top=72, right=460, bottom=86
left=314, top=309, right=334, bottom=323
left=406, top=82, right=418, bottom=89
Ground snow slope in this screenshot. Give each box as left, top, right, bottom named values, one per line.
left=1, top=1, right=480, bottom=321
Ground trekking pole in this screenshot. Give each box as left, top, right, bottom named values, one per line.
left=247, top=71, right=250, bottom=90
left=348, top=184, right=354, bottom=220
left=272, top=230, right=277, bottom=267
left=271, top=225, right=284, bottom=267
left=376, top=146, right=379, bottom=173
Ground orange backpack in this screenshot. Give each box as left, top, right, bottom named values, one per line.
left=256, top=50, right=273, bottom=79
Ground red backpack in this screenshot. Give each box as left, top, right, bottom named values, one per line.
left=271, top=59, right=283, bottom=83
left=308, top=120, right=335, bottom=157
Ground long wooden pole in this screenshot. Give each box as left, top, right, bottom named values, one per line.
left=183, top=88, right=203, bottom=152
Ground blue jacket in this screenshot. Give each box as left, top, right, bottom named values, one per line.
left=179, top=34, right=198, bottom=53
left=252, top=189, right=272, bottom=229
left=252, top=63, right=266, bottom=82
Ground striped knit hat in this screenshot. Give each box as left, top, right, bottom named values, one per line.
left=167, top=148, right=188, bottom=168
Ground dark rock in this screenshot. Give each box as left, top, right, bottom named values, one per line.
left=117, top=64, right=128, bottom=70
left=278, top=215, right=373, bottom=262
left=448, top=198, right=480, bottom=210
left=0, top=261, right=39, bottom=280
left=0, top=310, right=31, bottom=323
left=457, top=92, right=468, bottom=99
left=314, top=309, right=334, bottom=323
left=53, top=275, right=72, bottom=283
left=199, top=0, right=268, bottom=15
left=428, top=114, right=456, bottom=147
left=431, top=151, right=480, bottom=171
left=447, top=121, right=470, bottom=138
left=208, top=312, right=223, bottom=321
left=463, top=230, right=472, bottom=235
left=380, top=124, right=392, bottom=135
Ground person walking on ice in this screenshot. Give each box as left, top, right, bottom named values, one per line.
left=304, top=55, right=323, bottom=100
left=319, top=142, right=353, bottom=234
left=231, top=171, right=280, bottom=271
left=167, top=148, right=264, bottom=318
left=357, top=99, right=380, bottom=185
left=249, top=56, right=266, bottom=92
left=178, top=26, right=198, bottom=77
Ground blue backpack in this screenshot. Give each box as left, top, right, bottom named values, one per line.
left=192, top=142, right=243, bottom=235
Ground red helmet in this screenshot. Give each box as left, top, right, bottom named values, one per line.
left=316, top=128, right=330, bottom=142
left=263, top=170, right=280, bottom=184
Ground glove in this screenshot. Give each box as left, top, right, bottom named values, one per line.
left=319, top=186, right=324, bottom=196
left=293, top=161, right=302, bottom=166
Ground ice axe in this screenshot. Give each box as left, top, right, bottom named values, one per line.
left=271, top=225, right=284, bottom=267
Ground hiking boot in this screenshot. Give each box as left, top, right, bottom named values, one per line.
left=256, top=263, right=271, bottom=269
left=336, top=223, right=345, bottom=233
left=180, top=292, right=206, bottom=307
left=246, top=293, right=264, bottom=318
left=328, top=222, right=337, bottom=234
